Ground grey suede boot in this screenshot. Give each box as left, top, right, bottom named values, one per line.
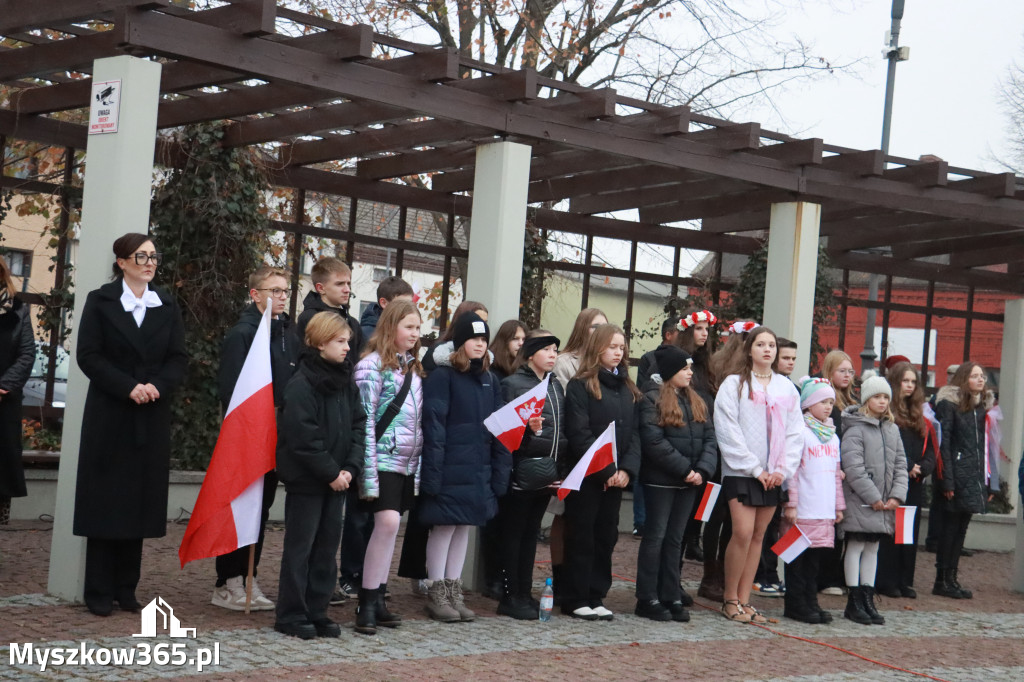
left=425, top=580, right=460, bottom=623
left=447, top=578, right=476, bottom=622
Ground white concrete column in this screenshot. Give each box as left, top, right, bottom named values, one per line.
left=466, top=141, right=531, bottom=326
left=1000, top=299, right=1024, bottom=591
left=762, top=201, right=821, bottom=379
left=48, top=56, right=162, bottom=600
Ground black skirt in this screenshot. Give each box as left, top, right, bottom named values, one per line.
left=722, top=475, right=788, bottom=508
left=365, top=471, right=416, bottom=514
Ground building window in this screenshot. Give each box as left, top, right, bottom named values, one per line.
left=372, top=267, right=390, bottom=282
left=3, top=249, right=31, bottom=278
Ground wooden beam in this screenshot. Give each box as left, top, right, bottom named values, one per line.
left=820, top=150, right=885, bottom=176
left=684, top=123, right=760, bottom=150
left=222, top=100, right=410, bottom=147
left=891, top=230, right=1024, bottom=259
left=947, top=172, right=1016, bottom=198
left=0, top=109, right=86, bottom=148
left=828, top=251, right=1024, bottom=293
left=265, top=24, right=373, bottom=60
left=532, top=168, right=715, bottom=205
left=749, top=138, right=823, bottom=166
left=157, top=81, right=330, bottom=128
left=830, top=219, right=1021, bottom=252
left=640, top=188, right=794, bottom=224
left=451, top=69, right=538, bottom=101
left=950, top=245, right=1024, bottom=269
left=356, top=144, right=477, bottom=180
left=881, top=160, right=949, bottom=187
left=542, top=88, right=618, bottom=119
left=0, top=32, right=119, bottom=82
left=0, top=0, right=167, bottom=34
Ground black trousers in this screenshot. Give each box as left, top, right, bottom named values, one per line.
left=877, top=481, right=924, bottom=590
left=935, top=505, right=972, bottom=573
left=755, top=506, right=782, bottom=584
left=635, top=485, right=698, bottom=602
left=216, top=470, right=277, bottom=585
left=496, top=488, right=551, bottom=597
left=561, top=480, right=622, bottom=612
left=925, top=479, right=945, bottom=549
left=702, top=487, right=731, bottom=562
left=784, top=546, right=822, bottom=613
left=85, top=537, right=144, bottom=608
left=397, top=504, right=430, bottom=580
left=338, top=496, right=374, bottom=583
left=817, top=543, right=846, bottom=591
left=276, top=492, right=345, bottom=625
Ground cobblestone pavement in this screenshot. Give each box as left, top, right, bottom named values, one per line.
left=2, top=519, right=1022, bottom=680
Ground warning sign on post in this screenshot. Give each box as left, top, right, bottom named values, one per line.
left=88, top=79, right=121, bottom=135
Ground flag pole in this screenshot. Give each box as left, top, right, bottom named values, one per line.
left=244, top=544, right=255, bottom=615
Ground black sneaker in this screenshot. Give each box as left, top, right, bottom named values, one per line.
left=634, top=600, right=672, bottom=622
left=662, top=600, right=691, bottom=623
left=311, top=618, right=341, bottom=638
left=274, top=621, right=317, bottom=640
left=329, top=588, right=348, bottom=605
left=337, top=579, right=359, bottom=599
left=632, top=524, right=643, bottom=537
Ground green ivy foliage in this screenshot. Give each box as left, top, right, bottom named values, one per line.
left=520, top=217, right=549, bottom=329
left=150, top=124, right=270, bottom=471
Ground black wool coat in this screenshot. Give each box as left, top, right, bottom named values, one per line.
left=564, top=369, right=641, bottom=484
left=501, top=365, right=569, bottom=478
left=295, top=291, right=363, bottom=359
left=73, top=281, right=187, bottom=539
left=277, top=352, right=366, bottom=495
left=0, top=298, right=36, bottom=498
left=418, top=352, right=511, bottom=526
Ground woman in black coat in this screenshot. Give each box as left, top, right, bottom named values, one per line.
left=635, top=346, right=717, bottom=623
left=495, top=330, right=566, bottom=619
left=876, top=362, right=937, bottom=599
left=562, top=324, right=642, bottom=621
left=419, top=313, right=511, bottom=622
left=932, top=361, right=995, bottom=600
left=73, top=233, right=187, bottom=616
left=0, top=259, right=36, bottom=523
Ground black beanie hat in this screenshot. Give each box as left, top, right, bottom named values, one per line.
left=654, top=345, right=693, bottom=383
left=452, top=311, right=490, bottom=349
left=521, top=334, right=560, bottom=362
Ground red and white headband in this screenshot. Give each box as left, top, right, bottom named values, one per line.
left=728, top=320, right=759, bottom=335
left=677, top=310, right=718, bottom=331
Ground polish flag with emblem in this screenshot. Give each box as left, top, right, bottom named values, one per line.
left=557, top=422, right=617, bottom=500
left=483, top=374, right=549, bottom=452
left=179, top=301, right=277, bottom=567
left=895, top=506, right=917, bottom=545
left=771, top=524, right=811, bottom=563
left=693, top=482, right=722, bottom=522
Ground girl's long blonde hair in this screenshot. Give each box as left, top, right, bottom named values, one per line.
left=657, top=381, right=708, bottom=428
left=574, top=324, right=642, bottom=402
left=822, top=350, right=856, bottom=410
left=362, top=299, right=424, bottom=375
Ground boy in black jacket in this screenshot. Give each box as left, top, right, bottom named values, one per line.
left=296, top=257, right=362, bottom=356
left=212, top=266, right=300, bottom=611
left=274, top=312, right=365, bottom=639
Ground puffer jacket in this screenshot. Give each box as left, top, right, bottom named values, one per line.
left=418, top=346, right=511, bottom=526
left=502, top=365, right=569, bottom=480
left=935, top=385, right=996, bottom=514
left=565, top=369, right=641, bottom=484
left=277, top=352, right=365, bottom=495
left=638, top=384, right=717, bottom=487
left=354, top=351, right=424, bottom=499
left=839, top=406, right=909, bottom=535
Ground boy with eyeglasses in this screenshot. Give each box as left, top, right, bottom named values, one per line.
left=212, top=266, right=300, bottom=611
left=296, top=257, right=362, bottom=358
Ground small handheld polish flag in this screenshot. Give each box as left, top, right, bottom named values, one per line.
left=895, top=506, right=917, bottom=545
left=483, top=375, right=549, bottom=452
left=771, top=524, right=812, bottom=564
left=557, top=422, right=616, bottom=500
left=694, top=482, right=721, bottom=522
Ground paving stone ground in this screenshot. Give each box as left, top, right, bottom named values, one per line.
left=1, top=519, right=1022, bottom=680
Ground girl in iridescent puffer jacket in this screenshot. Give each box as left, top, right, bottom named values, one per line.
left=352, top=299, right=425, bottom=635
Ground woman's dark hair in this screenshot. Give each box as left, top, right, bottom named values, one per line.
left=674, top=307, right=717, bottom=394
left=886, top=361, right=926, bottom=435
left=111, top=232, right=153, bottom=279
left=491, top=319, right=527, bottom=376
left=951, top=361, right=987, bottom=412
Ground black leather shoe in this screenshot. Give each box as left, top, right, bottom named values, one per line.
left=116, top=593, right=142, bottom=612
left=876, top=585, right=902, bottom=599
left=634, top=599, right=672, bottom=622
left=678, top=587, right=694, bottom=607
left=274, top=621, right=317, bottom=640
left=959, top=547, right=975, bottom=557
left=86, top=599, right=113, bottom=617
left=662, top=600, right=690, bottom=623
left=899, top=586, right=917, bottom=599
left=497, top=596, right=538, bottom=620
left=311, top=618, right=341, bottom=638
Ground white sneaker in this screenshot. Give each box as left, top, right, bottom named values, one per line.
left=211, top=576, right=274, bottom=611
left=247, top=578, right=275, bottom=611
left=569, top=606, right=599, bottom=621
left=591, top=605, right=614, bottom=621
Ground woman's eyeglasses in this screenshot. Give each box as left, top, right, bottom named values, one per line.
left=133, top=252, right=162, bottom=265
left=255, top=288, right=291, bottom=298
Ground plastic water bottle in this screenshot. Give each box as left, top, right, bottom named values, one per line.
left=539, top=577, right=554, bottom=621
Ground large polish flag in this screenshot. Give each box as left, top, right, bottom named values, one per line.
left=179, top=303, right=277, bottom=568
left=483, top=375, right=549, bottom=452
left=895, top=506, right=917, bottom=545
left=694, top=482, right=722, bottom=522
left=772, top=524, right=811, bottom=564
left=557, top=422, right=616, bottom=500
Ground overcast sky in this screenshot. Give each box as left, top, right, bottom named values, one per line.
left=753, top=0, right=1024, bottom=172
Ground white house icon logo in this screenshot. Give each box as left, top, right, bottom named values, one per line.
left=132, top=597, right=197, bottom=638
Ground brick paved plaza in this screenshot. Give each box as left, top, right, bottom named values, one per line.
left=2, top=519, right=1022, bottom=681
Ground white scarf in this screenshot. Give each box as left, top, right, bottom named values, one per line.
left=120, top=280, right=162, bottom=327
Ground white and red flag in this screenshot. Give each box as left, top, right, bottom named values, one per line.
left=483, top=375, right=549, bottom=452
left=557, top=422, right=616, bottom=500
left=179, top=302, right=277, bottom=568
left=895, top=506, right=917, bottom=545
left=694, top=482, right=722, bottom=522
left=772, top=524, right=811, bottom=563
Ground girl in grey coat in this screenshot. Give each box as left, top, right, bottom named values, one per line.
left=839, top=376, right=908, bottom=625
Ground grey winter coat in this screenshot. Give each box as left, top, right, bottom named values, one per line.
left=839, top=406, right=909, bottom=536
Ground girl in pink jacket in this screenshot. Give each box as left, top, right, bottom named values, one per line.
left=781, top=377, right=845, bottom=624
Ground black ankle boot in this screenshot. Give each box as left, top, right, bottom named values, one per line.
left=859, top=586, right=885, bottom=625
left=949, top=569, right=973, bottom=599
left=375, top=583, right=402, bottom=627
left=932, top=569, right=966, bottom=599
left=843, top=587, right=871, bottom=625
left=783, top=594, right=822, bottom=624
left=355, top=588, right=378, bottom=635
